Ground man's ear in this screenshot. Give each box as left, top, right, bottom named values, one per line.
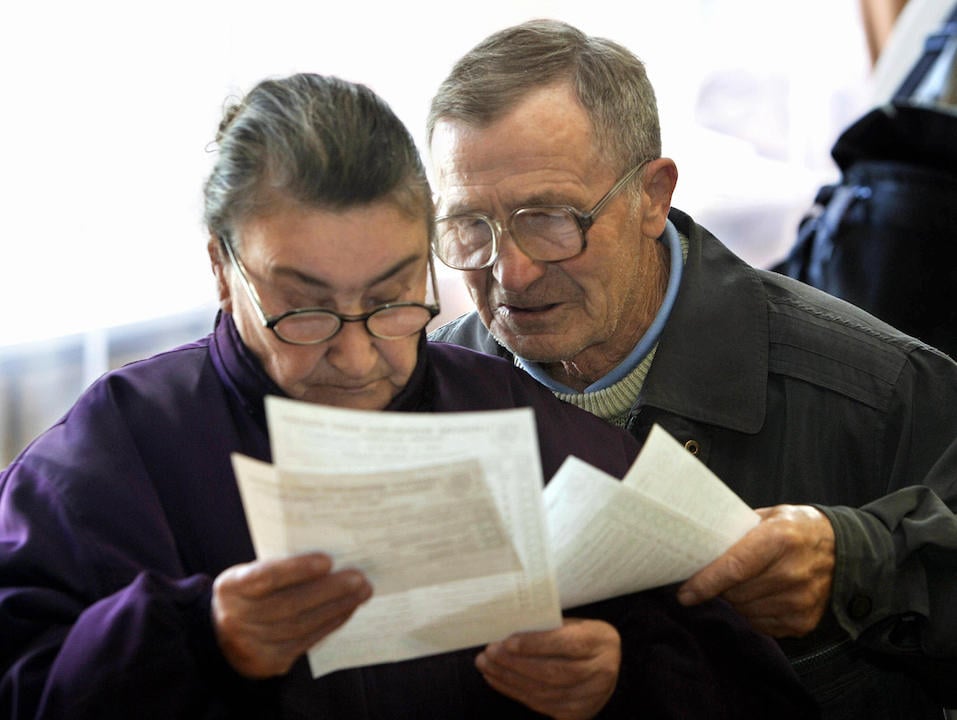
left=639, top=158, right=678, bottom=238
left=207, top=236, right=233, bottom=312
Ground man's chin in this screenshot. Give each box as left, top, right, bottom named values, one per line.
left=493, top=330, right=571, bottom=365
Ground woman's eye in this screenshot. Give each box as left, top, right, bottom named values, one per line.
left=367, top=295, right=400, bottom=308
left=368, top=283, right=411, bottom=307
left=280, top=290, right=330, bottom=310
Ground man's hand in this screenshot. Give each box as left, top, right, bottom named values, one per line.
left=475, top=618, right=620, bottom=720
left=212, top=553, right=372, bottom=677
left=677, top=504, right=835, bottom=637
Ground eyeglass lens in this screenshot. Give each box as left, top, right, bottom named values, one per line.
left=274, top=305, right=435, bottom=344
left=435, top=208, right=583, bottom=270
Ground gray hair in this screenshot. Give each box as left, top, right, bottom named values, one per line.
left=426, top=19, right=661, bottom=173
left=204, top=73, right=432, bottom=245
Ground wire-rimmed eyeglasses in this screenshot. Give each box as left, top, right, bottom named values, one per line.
left=220, top=236, right=441, bottom=345
left=433, top=160, right=650, bottom=271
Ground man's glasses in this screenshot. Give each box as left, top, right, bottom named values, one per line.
left=220, top=236, right=440, bottom=345
left=433, top=160, right=650, bottom=271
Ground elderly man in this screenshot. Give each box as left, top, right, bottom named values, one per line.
left=428, top=19, right=957, bottom=720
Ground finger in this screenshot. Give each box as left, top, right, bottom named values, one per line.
left=729, top=590, right=815, bottom=620
left=500, top=618, right=612, bottom=659
left=677, top=534, right=778, bottom=605
left=478, top=669, right=572, bottom=719
left=251, top=576, right=373, bottom=642
left=219, top=553, right=335, bottom=599
left=214, top=569, right=372, bottom=678
left=480, top=646, right=584, bottom=689
left=263, top=568, right=372, bottom=621
left=720, top=567, right=819, bottom=606
left=721, top=580, right=788, bottom=607
left=728, top=584, right=829, bottom=633
left=219, top=566, right=371, bottom=629
left=478, top=649, right=551, bottom=689
left=717, top=560, right=815, bottom=604
left=480, top=621, right=619, bottom=688
left=737, top=610, right=819, bottom=638
left=479, top=664, right=594, bottom=709
left=715, top=508, right=835, bottom=607
left=477, top=648, right=617, bottom=720
left=477, top=652, right=599, bottom=718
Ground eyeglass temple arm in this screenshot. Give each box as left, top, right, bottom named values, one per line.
left=218, top=235, right=271, bottom=327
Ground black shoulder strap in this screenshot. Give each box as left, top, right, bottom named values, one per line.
left=893, top=2, right=957, bottom=100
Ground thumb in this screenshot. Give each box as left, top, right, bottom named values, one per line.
left=677, top=535, right=770, bottom=606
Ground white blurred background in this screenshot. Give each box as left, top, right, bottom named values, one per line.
left=3, top=0, right=943, bottom=461
left=0, top=0, right=878, bottom=346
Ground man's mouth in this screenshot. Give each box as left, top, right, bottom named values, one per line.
left=497, top=301, right=559, bottom=316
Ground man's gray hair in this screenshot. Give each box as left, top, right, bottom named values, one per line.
left=205, top=73, right=432, bottom=245
left=427, top=19, right=661, bottom=172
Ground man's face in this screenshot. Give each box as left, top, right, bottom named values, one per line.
left=211, top=200, right=429, bottom=410
left=430, top=83, right=669, bottom=387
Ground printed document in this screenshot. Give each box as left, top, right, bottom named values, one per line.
left=544, top=425, right=760, bottom=608
left=233, top=397, right=561, bottom=678
left=231, top=399, right=758, bottom=678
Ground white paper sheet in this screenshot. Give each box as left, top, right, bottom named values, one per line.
left=232, top=397, right=562, bottom=678
left=233, top=400, right=758, bottom=677
left=544, top=425, right=759, bottom=609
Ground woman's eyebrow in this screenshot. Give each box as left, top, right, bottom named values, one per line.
left=272, top=252, right=425, bottom=290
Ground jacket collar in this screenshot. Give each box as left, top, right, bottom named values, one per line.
left=641, top=208, right=768, bottom=433
left=429, top=208, right=770, bottom=434
left=210, top=311, right=285, bottom=428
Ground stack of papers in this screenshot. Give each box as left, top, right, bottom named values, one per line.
left=231, top=396, right=758, bottom=678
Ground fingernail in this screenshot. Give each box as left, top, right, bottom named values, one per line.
left=677, top=589, right=696, bottom=606
left=347, top=574, right=372, bottom=598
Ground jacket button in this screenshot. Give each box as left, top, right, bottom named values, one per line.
left=684, top=439, right=700, bottom=455
left=847, top=594, right=873, bottom=620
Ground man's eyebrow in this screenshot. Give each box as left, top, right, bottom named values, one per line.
left=439, top=190, right=580, bottom=215
left=520, top=190, right=575, bottom=207
left=273, top=252, right=425, bottom=290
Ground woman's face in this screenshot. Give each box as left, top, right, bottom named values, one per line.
left=211, top=199, right=431, bottom=411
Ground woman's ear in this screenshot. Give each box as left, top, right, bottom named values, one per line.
left=639, top=157, right=678, bottom=238
left=207, top=236, right=233, bottom=312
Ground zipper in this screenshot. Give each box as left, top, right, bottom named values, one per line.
left=789, top=637, right=853, bottom=670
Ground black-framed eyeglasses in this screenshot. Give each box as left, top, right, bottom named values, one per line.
left=220, top=236, right=441, bottom=345
left=433, top=160, right=651, bottom=271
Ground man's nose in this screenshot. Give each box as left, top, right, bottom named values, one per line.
left=492, top=233, right=547, bottom=291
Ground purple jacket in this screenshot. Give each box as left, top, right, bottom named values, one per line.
left=0, top=312, right=816, bottom=719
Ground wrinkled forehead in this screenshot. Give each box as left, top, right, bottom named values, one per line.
left=430, top=99, right=608, bottom=215
left=233, top=192, right=431, bottom=249
left=234, top=198, right=431, bottom=280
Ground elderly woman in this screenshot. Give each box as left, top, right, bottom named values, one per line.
left=0, top=74, right=815, bottom=719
